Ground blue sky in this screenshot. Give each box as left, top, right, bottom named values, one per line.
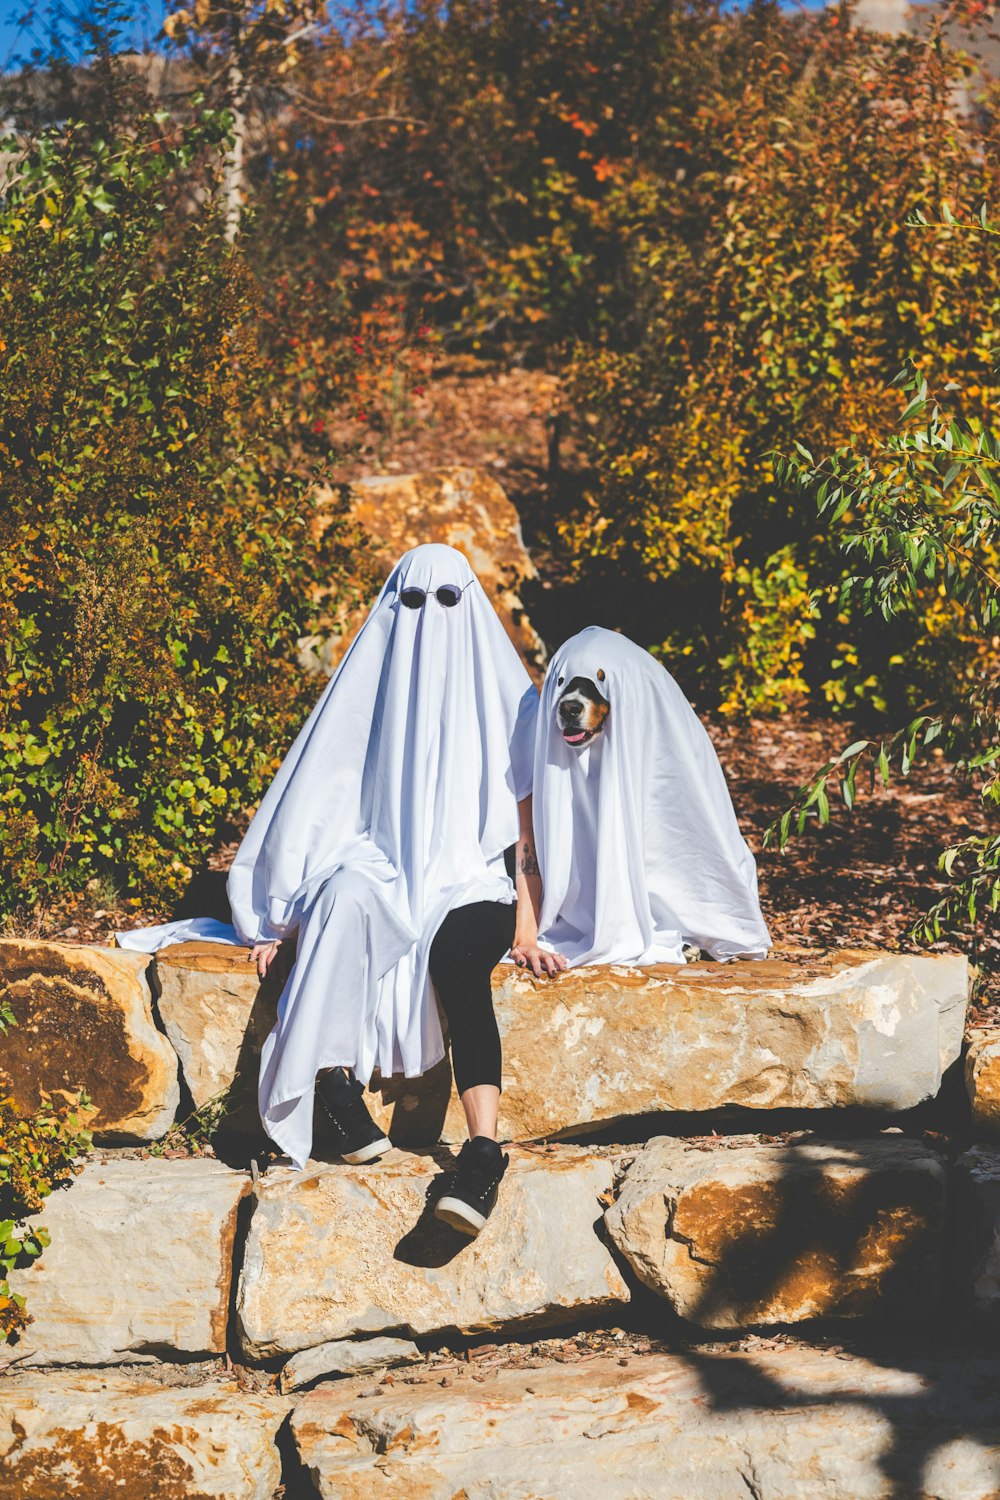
left=0, top=0, right=831, bottom=69
left=0, top=3, right=167, bottom=69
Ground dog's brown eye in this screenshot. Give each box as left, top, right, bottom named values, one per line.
left=597, top=669, right=606, bottom=682
left=557, top=676, right=564, bottom=686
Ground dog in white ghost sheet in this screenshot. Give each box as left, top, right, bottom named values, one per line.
left=533, top=626, right=772, bottom=968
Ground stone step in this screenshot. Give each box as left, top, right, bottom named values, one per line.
left=0, top=938, right=178, bottom=1142
left=2, top=938, right=971, bottom=1145
left=236, top=1145, right=630, bottom=1360
left=0, top=1371, right=286, bottom=1500
left=605, top=1135, right=946, bottom=1329
left=8, top=1158, right=249, bottom=1367
left=8, top=1140, right=1000, bottom=1374
left=153, top=942, right=970, bottom=1145
left=288, top=1343, right=1000, bottom=1499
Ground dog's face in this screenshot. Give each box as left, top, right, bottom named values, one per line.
left=556, top=672, right=610, bottom=748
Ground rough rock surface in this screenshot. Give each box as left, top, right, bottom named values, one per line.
left=605, top=1135, right=945, bottom=1329
left=0, top=938, right=178, bottom=1141
left=371, top=949, right=969, bottom=1145
left=289, top=1345, right=1000, bottom=1499
left=150, top=945, right=969, bottom=1148
left=154, top=941, right=276, bottom=1118
left=305, top=466, right=544, bottom=675
left=280, top=1335, right=423, bottom=1393
left=8, top=1158, right=250, bottom=1365
left=953, top=1146, right=1000, bottom=1318
left=0, top=1371, right=285, bottom=1500
left=966, top=1029, right=1000, bottom=1132
left=237, top=1146, right=629, bottom=1358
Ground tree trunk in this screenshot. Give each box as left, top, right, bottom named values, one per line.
left=223, top=24, right=245, bottom=244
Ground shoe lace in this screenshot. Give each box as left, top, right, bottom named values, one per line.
left=318, top=1071, right=371, bottom=1133
left=336, top=1076, right=375, bottom=1130
left=439, top=1143, right=500, bottom=1202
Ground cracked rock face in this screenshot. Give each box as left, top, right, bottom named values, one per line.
left=0, top=1372, right=285, bottom=1500
left=372, top=949, right=969, bottom=1145
left=146, top=946, right=968, bottom=1148
left=0, top=939, right=178, bottom=1141
left=604, top=1136, right=946, bottom=1330
left=289, top=1345, right=1000, bottom=1500
left=8, top=1159, right=251, bottom=1366
left=154, top=942, right=278, bottom=1122
left=237, top=1146, right=629, bottom=1359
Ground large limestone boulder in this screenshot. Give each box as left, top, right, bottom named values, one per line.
left=966, top=1028, right=1000, bottom=1132
left=8, top=1158, right=250, bottom=1365
left=0, top=938, right=178, bottom=1141
left=289, top=1345, right=1000, bottom=1499
left=154, top=941, right=276, bottom=1119
left=374, top=949, right=969, bottom=1145
left=237, top=1146, right=629, bottom=1359
left=604, top=1135, right=945, bottom=1330
left=152, top=946, right=969, bottom=1148
left=304, top=466, right=544, bottom=676
left=0, top=1371, right=285, bottom=1500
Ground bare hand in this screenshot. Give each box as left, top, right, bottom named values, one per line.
left=249, top=940, right=282, bottom=980
left=510, top=942, right=568, bottom=978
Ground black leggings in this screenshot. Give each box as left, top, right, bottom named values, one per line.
left=429, top=899, right=515, bottom=1095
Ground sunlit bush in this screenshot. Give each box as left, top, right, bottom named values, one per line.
left=0, top=109, right=375, bottom=915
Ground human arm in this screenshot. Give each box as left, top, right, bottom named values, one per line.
left=249, top=941, right=282, bottom=980
left=510, top=794, right=567, bottom=978
left=249, top=930, right=299, bottom=981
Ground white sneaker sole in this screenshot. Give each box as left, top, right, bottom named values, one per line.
left=434, top=1195, right=487, bottom=1236
left=342, top=1136, right=391, bottom=1165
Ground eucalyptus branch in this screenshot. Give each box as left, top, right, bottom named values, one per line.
left=763, top=713, right=952, bottom=850
left=913, top=834, right=1000, bottom=943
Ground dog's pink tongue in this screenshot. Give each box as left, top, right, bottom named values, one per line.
left=563, top=729, right=587, bottom=744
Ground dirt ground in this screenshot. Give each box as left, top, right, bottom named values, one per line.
left=25, top=359, right=995, bottom=1010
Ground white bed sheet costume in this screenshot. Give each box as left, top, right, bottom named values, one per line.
left=534, top=627, right=771, bottom=967
left=119, top=544, right=537, bottom=1168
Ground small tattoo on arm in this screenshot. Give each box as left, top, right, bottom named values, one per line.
left=519, top=840, right=540, bottom=878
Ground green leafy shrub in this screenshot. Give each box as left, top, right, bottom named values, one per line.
left=260, top=0, right=1000, bottom=714
left=769, top=212, right=1000, bottom=945
left=559, top=12, right=1000, bottom=713
left=0, top=1068, right=93, bottom=1343
left=0, top=107, right=375, bottom=917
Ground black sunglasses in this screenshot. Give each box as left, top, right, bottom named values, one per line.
left=398, top=582, right=471, bottom=609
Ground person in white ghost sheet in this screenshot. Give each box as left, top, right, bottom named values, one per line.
left=119, top=544, right=565, bottom=1236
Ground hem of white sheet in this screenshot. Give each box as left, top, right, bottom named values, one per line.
left=524, top=942, right=772, bottom=968
left=262, top=1044, right=449, bottom=1171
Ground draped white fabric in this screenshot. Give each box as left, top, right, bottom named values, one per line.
left=534, top=627, right=770, bottom=967
left=121, top=544, right=536, bottom=1168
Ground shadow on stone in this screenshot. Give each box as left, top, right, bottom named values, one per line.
left=273, top=1410, right=318, bottom=1500
left=211, top=969, right=283, bottom=1158
left=374, top=1052, right=455, bottom=1148
left=393, top=1163, right=476, bottom=1269
left=634, top=1136, right=990, bottom=1500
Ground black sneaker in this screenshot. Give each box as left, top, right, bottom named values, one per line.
left=433, top=1137, right=508, bottom=1237
left=315, top=1069, right=391, bottom=1165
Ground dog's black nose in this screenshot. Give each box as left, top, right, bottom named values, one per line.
left=560, top=700, right=582, bottom=722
